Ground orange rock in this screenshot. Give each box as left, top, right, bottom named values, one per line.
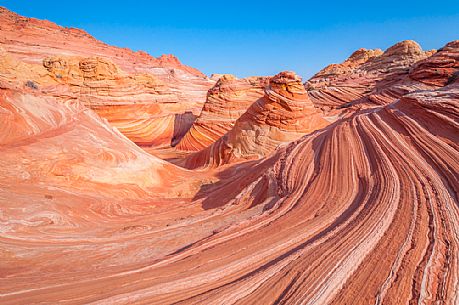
left=1, top=7, right=459, bottom=305
left=176, top=74, right=268, bottom=150
left=0, top=7, right=215, bottom=147
left=181, top=71, right=329, bottom=168
left=0, top=84, right=190, bottom=196
left=306, top=40, right=433, bottom=112
left=2, top=74, right=458, bottom=305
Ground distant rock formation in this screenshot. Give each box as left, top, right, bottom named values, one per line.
left=1, top=7, right=459, bottom=305
left=182, top=71, right=329, bottom=168
left=176, top=74, right=268, bottom=150
left=409, top=40, right=459, bottom=86
left=0, top=7, right=214, bottom=147
left=305, top=40, right=434, bottom=112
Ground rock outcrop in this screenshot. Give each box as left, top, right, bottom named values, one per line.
left=409, top=40, right=459, bottom=86
left=1, top=7, right=459, bottom=305
left=176, top=74, right=268, bottom=150
left=312, top=47, right=383, bottom=78
left=0, top=83, right=192, bottom=198
left=306, top=40, right=434, bottom=112
left=0, top=7, right=204, bottom=76
left=181, top=72, right=329, bottom=168
left=1, top=69, right=458, bottom=305
left=0, top=7, right=215, bottom=147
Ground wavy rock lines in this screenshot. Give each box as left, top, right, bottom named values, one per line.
left=1, top=82, right=457, bottom=304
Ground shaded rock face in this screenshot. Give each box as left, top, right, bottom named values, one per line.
left=305, top=40, right=435, bottom=113
left=0, top=7, right=215, bottom=147
left=176, top=74, right=269, bottom=151
left=181, top=71, right=329, bottom=168
left=2, top=70, right=459, bottom=305
left=409, top=40, right=459, bottom=86
left=1, top=7, right=459, bottom=305
left=0, top=84, right=189, bottom=196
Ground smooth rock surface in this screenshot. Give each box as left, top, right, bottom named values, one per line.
left=181, top=71, right=329, bottom=168
left=176, top=74, right=268, bottom=150
left=0, top=7, right=215, bottom=147
left=1, top=7, right=459, bottom=305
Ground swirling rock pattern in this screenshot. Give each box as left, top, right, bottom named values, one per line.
left=410, top=40, right=459, bottom=86
left=1, top=72, right=458, bottom=305
left=0, top=7, right=215, bottom=147
left=181, top=71, right=329, bottom=169
left=1, top=7, right=459, bottom=305
left=306, top=40, right=435, bottom=112
left=176, top=74, right=268, bottom=150
left=0, top=84, right=191, bottom=195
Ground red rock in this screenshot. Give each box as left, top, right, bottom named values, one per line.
left=181, top=71, right=329, bottom=168
left=409, top=40, right=459, bottom=86
left=306, top=40, right=434, bottom=112
left=2, top=74, right=458, bottom=305
left=1, top=7, right=459, bottom=305
left=0, top=7, right=215, bottom=147
left=176, top=74, right=268, bottom=150
left=0, top=7, right=204, bottom=77
left=312, top=48, right=383, bottom=78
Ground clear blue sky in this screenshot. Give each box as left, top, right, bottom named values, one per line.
left=1, top=0, right=458, bottom=79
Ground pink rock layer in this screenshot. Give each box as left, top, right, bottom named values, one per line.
left=181, top=71, right=329, bottom=169
left=1, top=7, right=459, bottom=305
left=305, top=40, right=435, bottom=112
left=1, top=71, right=458, bottom=305
left=0, top=83, right=196, bottom=196
left=0, top=7, right=215, bottom=147
left=176, top=74, right=268, bottom=151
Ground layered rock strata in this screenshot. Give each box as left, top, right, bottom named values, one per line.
left=182, top=71, right=329, bottom=168
left=0, top=7, right=215, bottom=146
left=176, top=74, right=268, bottom=150
left=305, top=40, right=435, bottom=112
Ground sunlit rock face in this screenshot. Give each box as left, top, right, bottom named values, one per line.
left=181, top=71, right=329, bottom=169
left=1, top=7, right=459, bottom=305
left=0, top=84, right=191, bottom=196
left=2, top=73, right=458, bottom=305
left=0, top=7, right=215, bottom=147
left=409, top=40, right=459, bottom=86
left=176, top=74, right=269, bottom=151
left=305, top=40, right=435, bottom=113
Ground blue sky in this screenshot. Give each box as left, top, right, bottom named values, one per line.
left=1, top=1, right=458, bottom=79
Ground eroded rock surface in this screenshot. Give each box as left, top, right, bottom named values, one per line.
left=176, top=74, right=268, bottom=150
left=305, top=40, right=435, bottom=112
left=1, top=7, right=459, bottom=305
left=0, top=7, right=215, bottom=147
left=182, top=71, right=329, bottom=168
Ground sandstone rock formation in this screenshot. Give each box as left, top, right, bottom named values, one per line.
left=176, top=74, right=268, bottom=150
left=181, top=71, right=329, bottom=168
left=0, top=7, right=204, bottom=76
left=1, top=69, right=458, bottom=305
left=1, top=7, right=459, bottom=305
left=306, top=40, right=435, bottom=112
left=0, top=7, right=215, bottom=147
left=0, top=83, right=192, bottom=197
left=312, top=47, right=383, bottom=78
left=409, top=40, right=459, bottom=86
